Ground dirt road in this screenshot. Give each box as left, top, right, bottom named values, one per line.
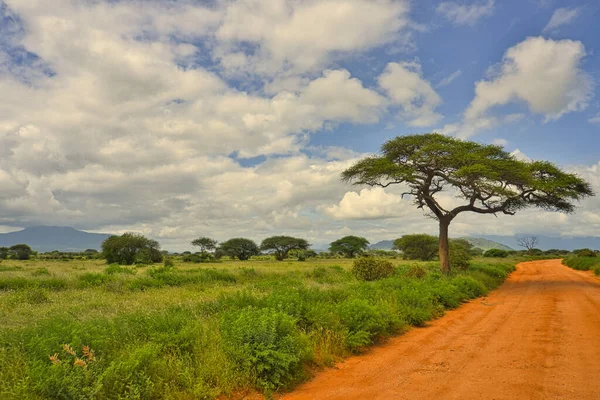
left=283, top=260, right=600, bottom=400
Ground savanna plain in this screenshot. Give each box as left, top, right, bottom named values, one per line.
left=0, top=256, right=517, bottom=399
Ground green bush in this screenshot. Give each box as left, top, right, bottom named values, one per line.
left=351, top=257, right=395, bottom=281
left=483, top=248, right=508, bottom=258
left=338, top=299, right=400, bottom=350
left=562, top=256, right=600, bottom=271
left=573, top=248, right=596, bottom=257
left=220, top=307, right=310, bottom=391
left=31, top=267, right=50, bottom=276
left=104, top=263, right=136, bottom=275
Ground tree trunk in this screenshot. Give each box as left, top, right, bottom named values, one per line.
left=439, top=218, right=451, bottom=275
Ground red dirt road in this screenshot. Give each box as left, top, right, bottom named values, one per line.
left=283, top=260, right=600, bottom=400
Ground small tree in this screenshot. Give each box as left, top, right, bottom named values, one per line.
left=101, top=233, right=163, bottom=265
left=342, top=133, right=593, bottom=274
left=260, top=236, right=311, bottom=261
left=0, top=247, right=8, bottom=260
left=516, top=235, right=539, bottom=253
left=191, top=237, right=218, bottom=253
left=219, top=238, right=260, bottom=261
left=393, top=234, right=438, bottom=260
left=9, top=244, right=33, bottom=260
left=329, top=236, right=369, bottom=258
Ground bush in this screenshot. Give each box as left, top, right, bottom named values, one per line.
left=404, top=264, right=427, bottom=279
left=351, top=257, right=395, bottom=281
left=574, top=248, right=596, bottom=258
left=338, top=299, right=400, bottom=350
left=104, top=263, right=136, bottom=275
left=450, top=244, right=472, bottom=270
left=163, top=258, right=174, bottom=267
left=483, top=248, right=508, bottom=258
left=220, top=307, right=310, bottom=391
left=562, top=257, right=600, bottom=271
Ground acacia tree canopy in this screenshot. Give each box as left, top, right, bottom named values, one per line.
left=191, top=237, right=218, bottom=253
left=101, top=233, right=162, bottom=265
left=219, top=238, right=260, bottom=261
left=329, top=236, right=369, bottom=258
left=393, top=234, right=438, bottom=260
left=260, top=236, right=310, bottom=261
left=342, top=133, right=594, bottom=273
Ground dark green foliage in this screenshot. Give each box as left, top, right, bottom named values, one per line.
left=0, top=247, right=8, bottom=259
left=191, top=237, right=218, bottom=252
left=404, top=264, right=427, bottom=279
left=101, top=233, right=163, bottom=265
left=329, top=236, right=369, bottom=258
left=9, top=244, right=33, bottom=260
left=220, top=307, right=310, bottom=391
left=449, top=239, right=473, bottom=269
left=31, top=267, right=50, bottom=276
left=260, top=236, right=311, bottom=261
left=483, top=248, right=508, bottom=258
left=393, top=234, right=438, bottom=260
left=338, top=299, right=401, bottom=349
left=163, top=257, right=174, bottom=267
left=573, top=248, right=596, bottom=257
left=219, top=238, right=260, bottom=261
left=351, top=257, right=395, bottom=281
left=341, top=133, right=594, bottom=273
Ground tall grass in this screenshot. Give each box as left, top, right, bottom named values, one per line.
left=0, top=258, right=515, bottom=399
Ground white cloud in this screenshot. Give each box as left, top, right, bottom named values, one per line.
left=436, top=0, right=495, bottom=26
left=492, top=138, right=508, bottom=146
left=323, top=187, right=409, bottom=220
left=436, top=70, right=462, bottom=88
left=589, top=114, right=600, bottom=124
left=378, top=61, right=443, bottom=127
left=456, top=36, right=593, bottom=137
left=543, top=7, right=580, bottom=33
left=215, top=0, right=411, bottom=76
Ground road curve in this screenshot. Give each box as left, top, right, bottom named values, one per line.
left=282, top=260, right=600, bottom=400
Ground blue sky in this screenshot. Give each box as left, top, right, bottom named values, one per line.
left=0, top=0, right=599, bottom=250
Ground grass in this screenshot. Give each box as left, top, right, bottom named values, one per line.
left=0, top=257, right=516, bottom=399
left=562, top=256, right=600, bottom=275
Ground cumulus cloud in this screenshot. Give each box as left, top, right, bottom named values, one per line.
left=436, top=0, right=495, bottom=26
left=589, top=114, right=600, bottom=124
left=448, top=36, right=594, bottom=138
left=323, top=187, right=409, bottom=220
left=543, top=7, right=580, bottom=33
left=378, top=62, right=443, bottom=127
left=215, top=0, right=411, bottom=76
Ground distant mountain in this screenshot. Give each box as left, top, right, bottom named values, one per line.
left=370, top=237, right=512, bottom=251
left=0, top=226, right=112, bottom=252
left=369, top=240, right=395, bottom=250
left=461, top=237, right=513, bottom=251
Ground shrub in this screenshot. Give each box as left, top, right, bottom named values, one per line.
left=404, top=264, right=427, bottom=279
left=338, top=299, right=400, bottom=350
left=78, top=273, right=111, bottom=288
left=451, top=276, right=487, bottom=298
left=352, top=257, right=395, bottom=281
left=220, top=307, right=310, bottom=391
left=574, top=248, right=596, bottom=258
left=450, top=244, right=471, bottom=270
left=163, top=258, right=174, bottom=268
left=562, top=257, right=600, bottom=271
left=483, top=248, right=508, bottom=258
left=104, top=263, right=136, bottom=275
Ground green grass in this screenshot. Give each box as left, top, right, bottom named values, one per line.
left=562, top=256, right=600, bottom=275
left=0, top=257, right=516, bottom=399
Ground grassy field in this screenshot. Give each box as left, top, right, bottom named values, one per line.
left=0, top=257, right=516, bottom=399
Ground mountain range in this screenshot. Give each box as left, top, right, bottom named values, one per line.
left=0, top=226, right=111, bottom=253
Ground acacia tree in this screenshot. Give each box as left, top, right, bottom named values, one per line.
left=516, top=235, right=538, bottom=253
left=260, top=236, right=310, bottom=261
left=191, top=237, right=218, bottom=253
left=329, top=236, right=369, bottom=258
left=393, top=234, right=438, bottom=260
left=342, top=133, right=593, bottom=274
left=219, top=238, right=260, bottom=261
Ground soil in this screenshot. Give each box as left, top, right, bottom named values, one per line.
left=282, top=260, right=600, bottom=400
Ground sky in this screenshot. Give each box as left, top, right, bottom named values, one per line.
left=0, top=0, right=599, bottom=251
